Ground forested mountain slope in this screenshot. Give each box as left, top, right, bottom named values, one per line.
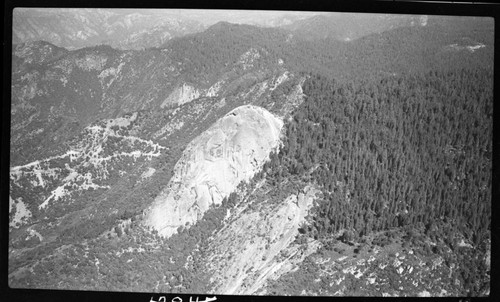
left=283, top=13, right=427, bottom=41
left=9, top=22, right=306, bottom=290
left=259, top=69, right=492, bottom=296
left=8, top=16, right=493, bottom=297
left=11, top=23, right=299, bottom=166
left=284, top=16, right=493, bottom=80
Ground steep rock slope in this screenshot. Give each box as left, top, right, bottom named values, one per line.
left=8, top=67, right=304, bottom=291
left=9, top=22, right=309, bottom=289
left=145, top=105, right=283, bottom=237
left=207, top=185, right=322, bottom=295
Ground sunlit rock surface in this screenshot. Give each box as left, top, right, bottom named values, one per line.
left=161, top=83, right=201, bottom=108
left=145, top=105, right=283, bottom=237
left=208, top=185, right=322, bottom=295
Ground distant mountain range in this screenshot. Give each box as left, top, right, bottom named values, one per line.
left=12, top=8, right=207, bottom=50
left=12, top=8, right=321, bottom=50
left=14, top=9, right=476, bottom=50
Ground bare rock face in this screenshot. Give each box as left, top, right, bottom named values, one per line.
left=160, top=83, right=201, bottom=108
left=207, top=185, right=322, bottom=295
left=145, top=105, right=283, bottom=237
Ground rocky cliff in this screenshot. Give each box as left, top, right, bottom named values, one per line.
left=145, top=105, right=283, bottom=237
left=207, top=185, right=322, bottom=295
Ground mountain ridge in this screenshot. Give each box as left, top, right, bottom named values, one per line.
left=8, top=13, right=492, bottom=297
left=13, top=8, right=207, bottom=50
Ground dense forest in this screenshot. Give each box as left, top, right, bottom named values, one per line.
left=260, top=68, right=492, bottom=294
left=265, top=68, right=492, bottom=242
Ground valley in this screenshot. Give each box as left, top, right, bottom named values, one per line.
left=7, top=9, right=493, bottom=298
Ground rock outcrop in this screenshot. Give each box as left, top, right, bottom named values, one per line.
left=145, top=105, right=283, bottom=237
left=161, top=83, right=201, bottom=108
left=207, top=185, right=322, bottom=295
